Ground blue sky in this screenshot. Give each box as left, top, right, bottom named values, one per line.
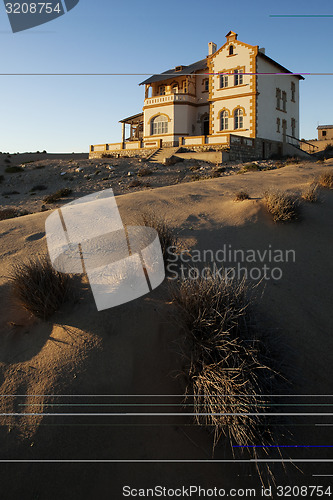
left=0, top=0, right=332, bottom=152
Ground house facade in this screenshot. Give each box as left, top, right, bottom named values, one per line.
left=90, top=31, right=304, bottom=159
left=317, top=125, right=333, bottom=141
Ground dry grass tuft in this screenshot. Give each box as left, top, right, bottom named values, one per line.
left=128, top=179, right=142, bottom=188
left=263, top=190, right=300, bottom=222
left=5, top=166, right=23, bottom=173
left=301, top=183, right=319, bottom=203
left=318, top=171, right=333, bottom=189
left=138, top=210, right=178, bottom=264
left=137, top=167, right=153, bottom=177
left=9, top=255, right=72, bottom=320
left=234, top=191, right=250, bottom=201
left=171, top=275, right=281, bottom=454
left=237, top=163, right=260, bottom=174
left=0, top=208, right=28, bottom=221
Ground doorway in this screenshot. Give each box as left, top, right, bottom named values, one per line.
left=203, top=119, right=209, bottom=136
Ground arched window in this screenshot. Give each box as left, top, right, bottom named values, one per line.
left=229, top=45, right=234, bottom=55
left=220, top=111, right=228, bottom=131
left=234, top=109, right=243, bottom=129
left=171, top=84, right=179, bottom=94
left=151, top=115, right=168, bottom=135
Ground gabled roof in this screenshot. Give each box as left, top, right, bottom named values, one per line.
left=317, top=124, right=333, bottom=129
left=139, top=58, right=207, bottom=86
left=258, top=52, right=304, bottom=80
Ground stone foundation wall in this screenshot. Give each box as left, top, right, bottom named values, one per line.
left=178, top=144, right=229, bottom=153
left=89, top=149, right=157, bottom=159
left=89, top=138, right=286, bottom=162
left=228, top=138, right=283, bottom=162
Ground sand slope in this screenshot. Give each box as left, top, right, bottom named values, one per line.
left=0, top=162, right=332, bottom=498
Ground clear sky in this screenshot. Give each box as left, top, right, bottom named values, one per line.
left=0, top=0, right=332, bottom=152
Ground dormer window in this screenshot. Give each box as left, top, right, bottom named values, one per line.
left=229, top=45, right=234, bottom=55
left=175, top=65, right=183, bottom=72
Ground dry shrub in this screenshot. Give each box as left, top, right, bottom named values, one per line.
left=191, top=174, right=201, bottom=182
left=318, top=171, right=333, bottom=189
left=0, top=208, right=28, bottom=221
left=263, top=190, right=300, bottom=222
left=5, top=166, right=23, bottom=173
left=128, top=179, right=142, bottom=188
left=43, top=188, right=72, bottom=204
left=9, top=255, right=72, bottom=320
left=301, top=182, right=319, bottom=203
left=30, top=184, right=47, bottom=192
left=138, top=210, right=178, bottom=264
left=240, top=163, right=260, bottom=173
left=137, top=167, right=153, bottom=177
left=171, top=275, right=281, bottom=454
left=234, top=191, right=250, bottom=201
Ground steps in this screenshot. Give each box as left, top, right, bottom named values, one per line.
left=149, top=147, right=180, bottom=163
left=283, top=142, right=315, bottom=160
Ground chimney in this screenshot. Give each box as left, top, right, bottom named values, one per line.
left=208, top=42, right=217, bottom=56
left=259, top=47, right=265, bottom=54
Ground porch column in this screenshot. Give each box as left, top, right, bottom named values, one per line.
left=121, top=122, right=125, bottom=143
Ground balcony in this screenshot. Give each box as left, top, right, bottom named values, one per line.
left=144, top=93, right=197, bottom=106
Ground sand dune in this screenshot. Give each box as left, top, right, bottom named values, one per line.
left=0, top=162, right=332, bottom=498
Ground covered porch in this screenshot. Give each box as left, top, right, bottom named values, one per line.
left=119, top=112, right=144, bottom=142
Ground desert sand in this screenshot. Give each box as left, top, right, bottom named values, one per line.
left=0, top=160, right=333, bottom=498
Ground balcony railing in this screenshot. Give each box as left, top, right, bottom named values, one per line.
left=144, top=93, right=197, bottom=106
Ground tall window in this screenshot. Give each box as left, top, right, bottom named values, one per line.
left=220, top=111, right=228, bottom=131
left=277, top=118, right=280, bottom=133
left=291, top=118, right=296, bottom=137
left=276, top=88, right=281, bottom=109
left=183, top=80, right=188, bottom=93
left=282, top=91, right=287, bottom=112
left=171, top=84, right=179, bottom=94
left=159, top=85, right=165, bottom=96
left=234, top=69, right=243, bottom=86
left=291, top=82, right=296, bottom=102
left=151, top=115, right=168, bottom=135
left=234, top=109, right=243, bottom=129
left=203, top=79, right=209, bottom=91
left=220, top=74, right=228, bottom=88
left=229, top=45, right=234, bottom=55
